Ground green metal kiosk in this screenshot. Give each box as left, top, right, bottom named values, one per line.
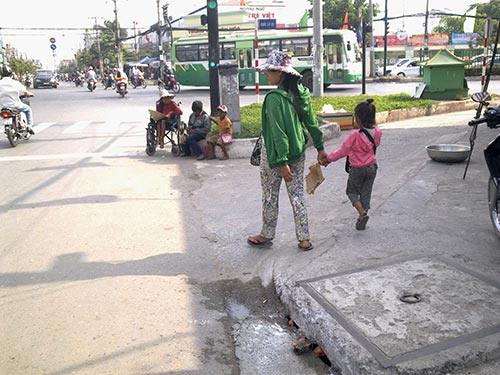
left=420, top=48, right=469, bottom=100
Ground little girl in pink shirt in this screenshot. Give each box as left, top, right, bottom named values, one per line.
left=325, top=98, right=382, bottom=230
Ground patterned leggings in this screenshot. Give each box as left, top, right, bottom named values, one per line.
left=259, top=147, right=310, bottom=242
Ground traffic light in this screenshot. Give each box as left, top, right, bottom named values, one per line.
left=207, top=0, right=217, bottom=9
left=200, top=14, right=208, bottom=25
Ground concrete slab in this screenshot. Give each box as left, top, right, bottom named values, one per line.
left=298, top=256, right=500, bottom=373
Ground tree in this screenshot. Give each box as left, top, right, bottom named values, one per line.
left=474, top=0, right=500, bottom=39
left=433, top=16, right=465, bottom=35
left=9, top=57, right=40, bottom=76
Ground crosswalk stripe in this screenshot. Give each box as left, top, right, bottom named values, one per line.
left=33, top=122, right=56, bottom=132
left=63, top=120, right=91, bottom=134
left=0, top=151, right=140, bottom=162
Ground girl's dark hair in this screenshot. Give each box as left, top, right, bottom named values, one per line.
left=192, top=100, right=203, bottom=112
left=281, top=73, right=301, bottom=97
left=354, top=98, right=376, bottom=128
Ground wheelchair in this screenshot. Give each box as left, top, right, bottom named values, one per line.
left=145, top=114, right=186, bottom=156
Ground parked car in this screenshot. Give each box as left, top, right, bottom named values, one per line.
left=388, top=58, right=421, bottom=77
left=33, top=70, right=58, bottom=89
left=376, top=58, right=416, bottom=76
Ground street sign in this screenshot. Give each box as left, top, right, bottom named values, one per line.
left=258, top=19, right=276, bottom=29
left=50, top=44, right=57, bottom=51
left=49, top=37, right=56, bottom=43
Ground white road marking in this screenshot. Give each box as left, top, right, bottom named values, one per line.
left=33, top=122, right=56, bottom=132
left=0, top=151, right=141, bottom=162
left=62, top=120, right=91, bottom=134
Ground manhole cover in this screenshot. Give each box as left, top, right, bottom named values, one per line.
left=299, top=256, right=500, bottom=368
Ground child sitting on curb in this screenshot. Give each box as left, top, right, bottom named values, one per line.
left=206, top=104, right=232, bottom=160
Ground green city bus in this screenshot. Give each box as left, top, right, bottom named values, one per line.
left=171, top=28, right=362, bottom=91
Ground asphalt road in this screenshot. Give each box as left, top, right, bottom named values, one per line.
left=1, top=79, right=500, bottom=375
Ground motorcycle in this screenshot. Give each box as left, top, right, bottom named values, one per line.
left=87, top=78, right=97, bottom=92
left=131, top=74, right=147, bottom=89
left=116, top=80, right=128, bottom=98
left=75, top=75, right=84, bottom=87
left=1, top=97, right=34, bottom=147
left=467, top=92, right=500, bottom=238
left=158, top=75, right=180, bottom=94
left=24, top=75, right=32, bottom=88
left=103, top=74, right=115, bottom=90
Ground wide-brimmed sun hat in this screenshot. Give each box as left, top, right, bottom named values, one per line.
left=256, top=50, right=302, bottom=78
left=159, top=89, right=175, bottom=98
left=216, top=104, right=228, bottom=113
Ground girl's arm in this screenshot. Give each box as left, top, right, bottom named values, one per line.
left=327, top=132, right=355, bottom=163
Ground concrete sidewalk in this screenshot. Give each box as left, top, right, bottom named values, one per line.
left=188, top=102, right=500, bottom=374
left=263, top=110, right=500, bottom=375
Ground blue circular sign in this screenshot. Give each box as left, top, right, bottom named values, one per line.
left=50, top=44, right=57, bottom=51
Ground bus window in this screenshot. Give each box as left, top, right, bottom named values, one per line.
left=176, top=45, right=200, bottom=62
left=239, top=50, right=245, bottom=68
left=246, top=50, right=252, bottom=68
left=327, top=44, right=335, bottom=65
left=337, top=44, right=342, bottom=64
left=259, top=39, right=280, bottom=59
left=221, top=42, right=236, bottom=60
left=200, top=45, right=209, bottom=60
left=282, top=38, right=310, bottom=56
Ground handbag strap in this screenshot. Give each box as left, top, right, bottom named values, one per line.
left=359, top=128, right=376, bottom=154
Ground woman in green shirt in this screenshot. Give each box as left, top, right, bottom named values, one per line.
left=247, top=50, right=328, bottom=251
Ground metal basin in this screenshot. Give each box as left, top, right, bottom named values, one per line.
left=425, top=144, right=471, bottom=163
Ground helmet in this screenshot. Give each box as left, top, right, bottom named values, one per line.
left=1, top=66, right=12, bottom=78
left=88, top=66, right=93, bottom=70
left=216, top=104, right=228, bottom=113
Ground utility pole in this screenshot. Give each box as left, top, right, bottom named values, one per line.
left=133, top=21, right=138, bottom=53
left=156, top=0, right=164, bottom=63
left=424, top=0, right=429, bottom=60
left=369, top=0, right=375, bottom=77
left=312, top=0, right=323, bottom=97
left=383, top=0, right=388, bottom=75
left=112, top=0, right=123, bottom=68
left=90, top=17, right=104, bottom=77
left=162, top=3, right=173, bottom=63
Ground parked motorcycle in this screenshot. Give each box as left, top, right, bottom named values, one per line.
left=467, top=92, right=500, bottom=238
left=1, top=97, right=34, bottom=147
left=158, top=75, right=180, bottom=94
left=131, top=75, right=147, bottom=89
left=87, top=78, right=97, bottom=92
left=116, top=80, right=128, bottom=98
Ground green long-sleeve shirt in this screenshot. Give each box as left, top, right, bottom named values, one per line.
left=261, top=84, right=324, bottom=169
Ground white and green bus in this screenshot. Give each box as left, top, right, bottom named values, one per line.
left=172, top=28, right=362, bottom=91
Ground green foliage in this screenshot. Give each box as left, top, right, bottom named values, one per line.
left=433, top=16, right=465, bottom=35
left=238, top=93, right=435, bottom=138
left=8, top=57, right=40, bottom=76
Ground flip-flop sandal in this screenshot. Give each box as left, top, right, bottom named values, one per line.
left=356, top=215, right=369, bottom=230
left=298, top=242, right=314, bottom=251
left=247, top=236, right=273, bottom=248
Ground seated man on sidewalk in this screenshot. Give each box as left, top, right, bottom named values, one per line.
left=180, top=100, right=211, bottom=160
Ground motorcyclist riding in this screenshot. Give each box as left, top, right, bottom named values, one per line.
left=0, top=66, right=35, bottom=134
left=115, top=69, right=128, bottom=93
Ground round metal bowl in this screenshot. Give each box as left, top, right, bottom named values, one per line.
left=425, top=144, right=471, bottom=163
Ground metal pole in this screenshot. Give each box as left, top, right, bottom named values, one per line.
left=312, top=0, right=323, bottom=97
left=112, top=0, right=123, bottom=68
left=163, top=3, right=173, bottom=63
left=91, top=17, right=104, bottom=76
left=368, top=0, right=375, bottom=77
left=424, top=0, right=429, bottom=59
left=383, top=0, right=388, bottom=75
left=254, top=18, right=260, bottom=103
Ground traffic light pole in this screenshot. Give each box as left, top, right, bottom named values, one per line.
left=207, top=0, right=220, bottom=116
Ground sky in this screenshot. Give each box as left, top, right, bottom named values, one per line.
left=0, top=0, right=487, bottom=69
